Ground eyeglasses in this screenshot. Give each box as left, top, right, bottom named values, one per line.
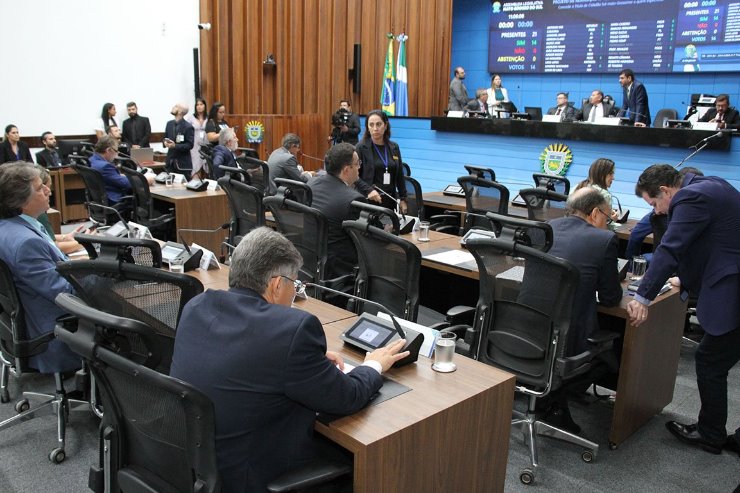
left=276, top=275, right=306, bottom=296
left=597, top=208, right=613, bottom=225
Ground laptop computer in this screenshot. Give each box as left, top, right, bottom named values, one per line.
left=131, top=147, right=154, bottom=165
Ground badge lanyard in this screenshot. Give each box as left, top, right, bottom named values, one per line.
left=372, top=142, right=391, bottom=185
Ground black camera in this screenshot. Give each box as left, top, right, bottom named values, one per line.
left=331, top=108, right=349, bottom=127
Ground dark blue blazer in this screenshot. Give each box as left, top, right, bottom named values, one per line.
left=90, top=153, right=131, bottom=204
left=620, top=80, right=651, bottom=125
left=164, top=119, right=195, bottom=175
left=637, top=174, right=740, bottom=336
left=547, top=216, right=623, bottom=355
left=210, top=145, right=236, bottom=180
left=170, top=288, right=382, bottom=492
left=0, top=217, right=79, bottom=373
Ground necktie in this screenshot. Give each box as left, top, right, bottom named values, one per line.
left=589, top=106, right=597, bottom=122
left=556, top=108, right=562, bottom=116
left=717, top=112, right=723, bottom=122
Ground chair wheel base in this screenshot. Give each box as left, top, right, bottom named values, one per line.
left=15, top=398, right=29, bottom=413
left=581, top=450, right=595, bottom=463
left=520, top=468, right=535, bottom=485
left=49, top=447, right=66, bottom=463
left=0, top=392, right=9, bottom=403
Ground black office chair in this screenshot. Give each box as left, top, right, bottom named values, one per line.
left=120, top=167, right=175, bottom=239
left=533, top=173, right=571, bottom=195
left=519, top=188, right=568, bottom=222
left=237, top=155, right=271, bottom=195
left=487, top=212, right=553, bottom=252
left=461, top=236, right=617, bottom=484
left=74, top=233, right=163, bottom=268
left=402, top=176, right=425, bottom=221
left=55, top=260, right=204, bottom=374
left=54, top=293, right=351, bottom=493
left=343, top=213, right=421, bottom=321
left=401, top=161, right=411, bottom=176
left=464, top=164, right=496, bottom=181
left=653, top=108, right=678, bottom=128
left=73, top=164, right=131, bottom=226
left=220, top=165, right=253, bottom=184
left=263, top=189, right=329, bottom=286
left=0, top=258, right=88, bottom=463
left=274, top=177, right=313, bottom=206
left=218, top=175, right=266, bottom=248
left=458, top=175, right=510, bottom=232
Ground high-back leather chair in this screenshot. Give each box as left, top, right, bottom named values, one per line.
left=120, top=167, right=175, bottom=239
left=458, top=175, right=510, bottom=232
left=532, top=173, right=571, bottom=195
left=218, top=176, right=266, bottom=248
left=519, top=188, right=568, bottom=222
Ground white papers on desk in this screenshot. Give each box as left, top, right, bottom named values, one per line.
left=67, top=247, right=89, bottom=258
left=376, top=312, right=440, bottom=358
left=424, top=249, right=475, bottom=267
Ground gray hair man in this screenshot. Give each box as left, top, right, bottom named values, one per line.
left=170, top=227, right=407, bottom=491
left=266, top=132, right=312, bottom=194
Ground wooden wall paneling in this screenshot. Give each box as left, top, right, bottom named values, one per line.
left=231, top=0, right=246, bottom=113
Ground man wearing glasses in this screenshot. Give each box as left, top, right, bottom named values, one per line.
left=170, top=227, right=408, bottom=492
left=533, top=187, right=623, bottom=433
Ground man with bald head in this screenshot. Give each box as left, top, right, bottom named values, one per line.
left=164, top=102, right=195, bottom=178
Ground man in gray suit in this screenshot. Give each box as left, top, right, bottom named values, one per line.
left=267, top=133, right=312, bottom=194
left=448, top=66, right=470, bottom=111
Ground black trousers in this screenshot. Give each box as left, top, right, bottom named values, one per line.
left=695, top=325, right=740, bottom=444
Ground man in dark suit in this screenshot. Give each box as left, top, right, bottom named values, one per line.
left=629, top=165, right=740, bottom=456
left=170, top=227, right=408, bottom=492
left=618, top=68, right=651, bottom=126
left=581, top=90, right=613, bottom=122
left=546, top=92, right=580, bottom=122
left=90, top=136, right=133, bottom=205
left=0, top=162, right=79, bottom=373
left=464, top=88, right=490, bottom=117
left=35, top=131, right=63, bottom=167
left=698, top=94, right=740, bottom=130
left=210, top=127, right=238, bottom=180
left=121, top=101, right=152, bottom=148
left=309, top=143, right=366, bottom=280
left=267, top=133, right=312, bottom=194
left=164, top=102, right=195, bottom=178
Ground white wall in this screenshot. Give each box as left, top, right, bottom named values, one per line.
left=1, top=0, right=200, bottom=137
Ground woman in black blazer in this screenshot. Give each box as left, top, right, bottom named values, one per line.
left=354, top=109, right=407, bottom=213
left=1, top=124, right=33, bottom=164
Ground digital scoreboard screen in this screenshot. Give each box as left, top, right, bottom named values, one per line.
left=488, top=0, right=740, bottom=73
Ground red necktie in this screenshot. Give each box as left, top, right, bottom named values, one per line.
left=556, top=108, right=562, bottom=116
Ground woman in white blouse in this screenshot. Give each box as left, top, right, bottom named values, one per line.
left=486, top=74, right=510, bottom=117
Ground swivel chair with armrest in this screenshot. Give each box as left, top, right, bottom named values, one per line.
left=237, top=155, right=271, bottom=195
left=73, top=233, right=163, bottom=268
left=653, top=108, right=679, bottom=128
left=519, top=188, right=568, bottom=222
left=55, top=293, right=350, bottom=493
left=218, top=175, right=266, bottom=248
left=401, top=161, right=411, bottom=176
left=464, top=164, right=496, bottom=181
left=402, top=176, right=426, bottom=221
left=0, top=258, right=89, bottom=463
left=274, top=177, right=313, bottom=206
left=453, top=236, right=618, bottom=484
left=343, top=205, right=421, bottom=321
left=532, top=173, right=570, bottom=195
left=55, top=260, right=204, bottom=374
left=220, top=165, right=253, bottom=184
left=120, top=166, right=176, bottom=240
left=458, top=175, right=510, bottom=232
left=73, top=164, right=132, bottom=226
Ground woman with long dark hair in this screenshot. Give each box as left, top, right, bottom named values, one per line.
left=94, top=103, right=118, bottom=138
left=354, top=110, right=407, bottom=213
left=0, top=124, right=33, bottom=163
left=186, top=97, right=209, bottom=176
left=575, top=157, right=619, bottom=222
left=205, top=102, right=229, bottom=144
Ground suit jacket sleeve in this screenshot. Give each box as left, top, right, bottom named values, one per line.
left=283, top=315, right=382, bottom=415
left=354, top=142, right=375, bottom=197
left=451, top=80, right=468, bottom=108
left=281, top=155, right=309, bottom=182
left=392, top=142, right=406, bottom=200
left=101, top=163, right=131, bottom=193
left=36, top=150, right=50, bottom=168
left=625, top=213, right=653, bottom=260
left=14, top=233, right=74, bottom=304
left=597, top=234, right=623, bottom=307
left=633, top=84, right=650, bottom=124
left=637, top=189, right=709, bottom=300
left=174, top=123, right=194, bottom=152
left=140, top=117, right=152, bottom=147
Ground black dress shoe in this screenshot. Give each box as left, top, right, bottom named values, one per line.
left=665, top=421, right=723, bottom=455
left=543, top=404, right=582, bottom=435
left=725, top=436, right=740, bottom=457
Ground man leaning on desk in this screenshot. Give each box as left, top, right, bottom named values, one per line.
left=170, top=227, right=408, bottom=492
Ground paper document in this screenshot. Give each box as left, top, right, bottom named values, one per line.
left=424, top=249, right=475, bottom=266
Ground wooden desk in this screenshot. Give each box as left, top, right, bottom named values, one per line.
left=188, top=266, right=515, bottom=492
left=423, top=191, right=651, bottom=244
left=47, top=208, right=62, bottom=235
left=150, top=184, right=230, bottom=255
left=50, top=168, right=89, bottom=223
left=412, top=230, right=686, bottom=448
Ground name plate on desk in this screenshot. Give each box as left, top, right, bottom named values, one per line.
left=542, top=114, right=561, bottom=123
left=595, top=116, right=621, bottom=126
left=692, top=121, right=717, bottom=131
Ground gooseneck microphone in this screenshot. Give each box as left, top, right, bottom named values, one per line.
left=676, top=131, right=725, bottom=168
left=304, top=282, right=424, bottom=368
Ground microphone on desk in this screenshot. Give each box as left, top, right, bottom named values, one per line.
left=95, top=204, right=134, bottom=238
left=616, top=108, right=650, bottom=124
left=303, top=282, right=423, bottom=368
left=372, top=186, right=418, bottom=234
left=176, top=223, right=230, bottom=271
left=695, top=131, right=724, bottom=145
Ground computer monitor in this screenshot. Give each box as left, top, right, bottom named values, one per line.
left=58, top=140, right=93, bottom=164
left=524, top=107, right=543, bottom=121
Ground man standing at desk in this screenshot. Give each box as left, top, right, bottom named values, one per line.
left=121, top=101, right=152, bottom=149
left=170, top=227, right=408, bottom=492
left=163, top=103, right=195, bottom=179
left=448, top=66, right=469, bottom=111
left=618, top=69, right=651, bottom=127
left=628, top=164, right=740, bottom=456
